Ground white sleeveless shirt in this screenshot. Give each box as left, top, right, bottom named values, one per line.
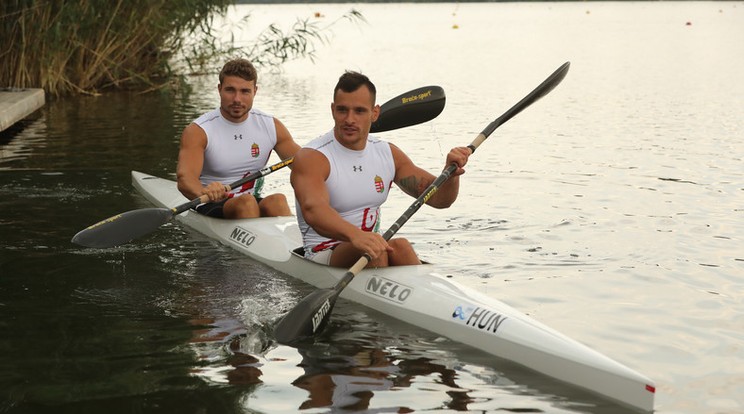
left=194, top=108, right=277, bottom=197
left=297, top=130, right=396, bottom=253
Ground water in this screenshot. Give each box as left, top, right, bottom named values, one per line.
left=1, top=2, right=743, bottom=413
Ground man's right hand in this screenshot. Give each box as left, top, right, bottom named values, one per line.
left=350, top=230, right=393, bottom=260
left=202, top=181, right=229, bottom=202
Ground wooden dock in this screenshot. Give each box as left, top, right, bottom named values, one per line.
left=0, top=88, right=45, bottom=132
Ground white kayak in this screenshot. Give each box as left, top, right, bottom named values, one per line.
left=132, top=170, right=655, bottom=412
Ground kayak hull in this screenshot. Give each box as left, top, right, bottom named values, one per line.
left=132, top=170, right=655, bottom=412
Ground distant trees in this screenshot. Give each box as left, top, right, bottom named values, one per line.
left=0, top=0, right=363, bottom=95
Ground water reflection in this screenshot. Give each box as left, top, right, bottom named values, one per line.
left=289, top=337, right=487, bottom=413
left=190, top=323, right=477, bottom=412
left=180, top=295, right=625, bottom=414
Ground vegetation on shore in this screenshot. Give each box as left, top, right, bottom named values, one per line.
left=0, top=0, right=363, bottom=96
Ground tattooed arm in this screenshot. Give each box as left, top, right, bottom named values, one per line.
left=390, top=143, right=471, bottom=208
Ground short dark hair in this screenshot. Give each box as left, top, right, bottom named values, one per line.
left=219, top=58, right=258, bottom=84
left=334, top=71, right=376, bottom=104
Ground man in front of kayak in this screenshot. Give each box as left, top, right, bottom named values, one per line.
left=177, top=58, right=300, bottom=219
left=291, top=71, right=471, bottom=268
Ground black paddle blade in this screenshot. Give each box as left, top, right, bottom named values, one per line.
left=483, top=62, right=570, bottom=138
left=71, top=208, right=173, bottom=248
left=274, top=288, right=338, bottom=344
left=370, top=86, right=445, bottom=133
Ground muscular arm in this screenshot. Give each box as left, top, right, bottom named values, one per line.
left=291, top=148, right=361, bottom=241
left=272, top=118, right=301, bottom=162
left=391, top=144, right=471, bottom=209
left=176, top=123, right=209, bottom=200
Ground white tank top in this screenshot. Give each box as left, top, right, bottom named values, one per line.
left=297, top=130, right=396, bottom=253
left=194, top=108, right=277, bottom=197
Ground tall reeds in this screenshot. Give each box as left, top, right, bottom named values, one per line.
left=0, top=1, right=362, bottom=96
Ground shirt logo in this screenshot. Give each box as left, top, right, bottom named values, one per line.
left=360, top=207, right=379, bottom=232
left=353, top=165, right=363, bottom=172
left=251, top=143, right=259, bottom=158
left=234, top=134, right=243, bottom=140
left=374, top=175, right=384, bottom=193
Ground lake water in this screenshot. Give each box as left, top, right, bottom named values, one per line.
left=1, top=2, right=743, bottom=413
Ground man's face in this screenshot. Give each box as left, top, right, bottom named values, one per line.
left=218, top=75, right=257, bottom=122
left=331, top=86, right=380, bottom=150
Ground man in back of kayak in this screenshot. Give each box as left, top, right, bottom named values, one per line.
left=291, top=71, right=471, bottom=268
left=176, top=58, right=300, bottom=219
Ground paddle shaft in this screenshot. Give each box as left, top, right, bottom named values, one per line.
left=174, top=156, right=294, bottom=215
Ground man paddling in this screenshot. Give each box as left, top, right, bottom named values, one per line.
left=177, top=58, right=300, bottom=219
left=291, top=71, right=470, bottom=268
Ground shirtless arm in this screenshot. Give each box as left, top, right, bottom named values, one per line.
left=176, top=123, right=227, bottom=202
left=272, top=118, right=300, bottom=162
left=391, top=144, right=471, bottom=209
left=291, top=148, right=391, bottom=259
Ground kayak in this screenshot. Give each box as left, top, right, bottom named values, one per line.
left=131, top=170, right=655, bottom=412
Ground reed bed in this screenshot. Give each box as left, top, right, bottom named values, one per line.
left=0, top=0, right=361, bottom=96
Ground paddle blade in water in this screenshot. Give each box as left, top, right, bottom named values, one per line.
left=274, top=288, right=338, bottom=344
left=71, top=208, right=173, bottom=248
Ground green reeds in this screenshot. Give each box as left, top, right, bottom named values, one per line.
left=0, top=1, right=363, bottom=96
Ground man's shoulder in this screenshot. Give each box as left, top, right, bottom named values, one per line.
left=249, top=107, right=273, bottom=121
left=367, top=135, right=393, bottom=156
left=367, top=135, right=388, bottom=145
left=304, top=130, right=335, bottom=150
left=193, top=108, right=221, bottom=126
